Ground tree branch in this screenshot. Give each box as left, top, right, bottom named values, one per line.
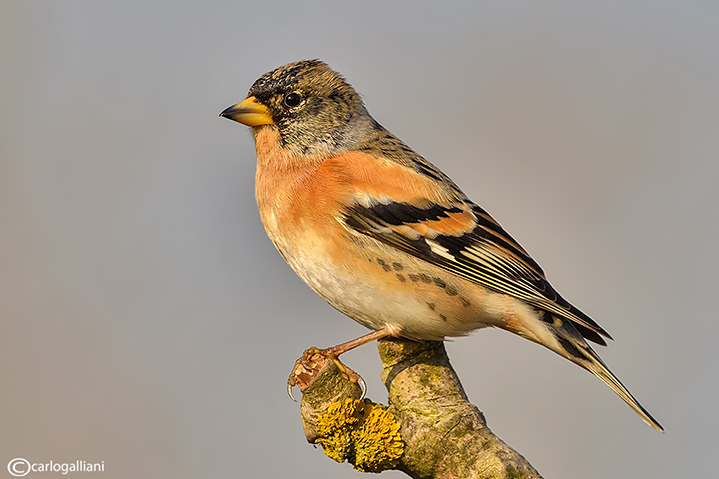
left=289, top=337, right=543, bottom=478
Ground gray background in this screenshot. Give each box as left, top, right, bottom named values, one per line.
left=2, top=1, right=717, bottom=478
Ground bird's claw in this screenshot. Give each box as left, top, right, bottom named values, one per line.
left=286, top=346, right=366, bottom=401
left=357, top=375, right=367, bottom=400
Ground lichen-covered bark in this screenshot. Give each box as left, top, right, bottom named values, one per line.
left=290, top=338, right=542, bottom=478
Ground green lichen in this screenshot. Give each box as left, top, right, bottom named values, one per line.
left=315, top=398, right=404, bottom=473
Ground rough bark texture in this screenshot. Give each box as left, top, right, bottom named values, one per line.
left=290, top=337, right=543, bottom=478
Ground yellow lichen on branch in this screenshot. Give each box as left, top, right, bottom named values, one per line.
left=315, top=398, right=404, bottom=472
left=292, top=339, right=541, bottom=478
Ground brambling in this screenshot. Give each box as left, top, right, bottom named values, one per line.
left=220, top=60, right=662, bottom=432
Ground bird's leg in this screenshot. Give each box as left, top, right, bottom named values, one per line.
left=288, top=327, right=393, bottom=401
left=318, top=327, right=394, bottom=357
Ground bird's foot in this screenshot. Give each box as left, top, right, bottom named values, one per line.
left=287, top=346, right=366, bottom=402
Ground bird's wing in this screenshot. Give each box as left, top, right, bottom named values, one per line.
left=342, top=197, right=612, bottom=344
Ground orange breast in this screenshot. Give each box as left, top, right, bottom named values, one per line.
left=252, top=126, right=463, bottom=262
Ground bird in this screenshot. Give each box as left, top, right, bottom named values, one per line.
left=220, top=59, right=662, bottom=432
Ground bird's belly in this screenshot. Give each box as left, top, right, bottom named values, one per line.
left=264, top=216, right=501, bottom=340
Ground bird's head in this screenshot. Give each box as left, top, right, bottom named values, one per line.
left=221, top=60, right=374, bottom=157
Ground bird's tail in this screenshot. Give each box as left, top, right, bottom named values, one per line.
left=547, top=317, right=664, bottom=432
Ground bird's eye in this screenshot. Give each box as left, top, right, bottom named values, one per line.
left=284, top=92, right=302, bottom=107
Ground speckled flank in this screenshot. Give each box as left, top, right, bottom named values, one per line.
left=407, top=273, right=433, bottom=284
left=366, top=254, right=474, bottom=328
left=376, top=258, right=391, bottom=272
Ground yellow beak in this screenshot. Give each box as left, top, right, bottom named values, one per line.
left=219, top=96, right=274, bottom=126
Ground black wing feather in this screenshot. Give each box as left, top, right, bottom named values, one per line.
left=344, top=200, right=612, bottom=344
